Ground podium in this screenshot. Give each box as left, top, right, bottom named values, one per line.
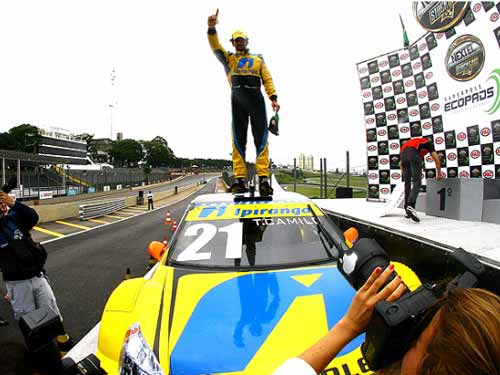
left=425, top=179, right=484, bottom=221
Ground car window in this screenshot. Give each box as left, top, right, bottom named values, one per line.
left=167, top=201, right=342, bottom=269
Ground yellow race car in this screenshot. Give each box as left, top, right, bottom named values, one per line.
left=96, top=191, right=371, bottom=374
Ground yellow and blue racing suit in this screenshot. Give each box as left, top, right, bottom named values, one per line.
left=208, top=28, right=278, bottom=179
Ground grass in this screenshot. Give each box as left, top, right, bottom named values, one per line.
left=285, top=186, right=367, bottom=199
left=305, top=173, right=367, bottom=188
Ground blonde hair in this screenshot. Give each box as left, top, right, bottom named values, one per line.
left=421, top=288, right=500, bottom=375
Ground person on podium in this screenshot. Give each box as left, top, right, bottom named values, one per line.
left=400, top=137, right=444, bottom=222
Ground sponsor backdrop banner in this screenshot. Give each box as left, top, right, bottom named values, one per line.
left=357, top=2, right=500, bottom=199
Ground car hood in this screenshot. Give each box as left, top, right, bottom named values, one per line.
left=166, top=264, right=363, bottom=375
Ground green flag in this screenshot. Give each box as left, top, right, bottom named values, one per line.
left=399, top=14, right=409, bottom=49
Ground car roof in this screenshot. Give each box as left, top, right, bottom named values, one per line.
left=190, top=191, right=313, bottom=206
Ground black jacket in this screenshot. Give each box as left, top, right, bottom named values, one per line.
left=0, top=201, right=40, bottom=281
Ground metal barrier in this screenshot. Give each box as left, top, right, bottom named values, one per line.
left=79, top=198, right=126, bottom=220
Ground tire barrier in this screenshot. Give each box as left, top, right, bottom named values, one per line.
left=79, top=198, right=126, bottom=220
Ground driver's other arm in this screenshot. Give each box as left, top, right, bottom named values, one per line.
left=430, top=151, right=444, bottom=181
left=271, top=265, right=405, bottom=375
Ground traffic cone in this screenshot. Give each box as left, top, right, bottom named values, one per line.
left=124, top=267, right=132, bottom=280
left=165, top=211, right=172, bottom=226
left=172, top=220, right=177, bottom=232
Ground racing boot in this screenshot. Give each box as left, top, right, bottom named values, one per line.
left=259, top=176, right=273, bottom=197
left=227, top=178, right=248, bottom=194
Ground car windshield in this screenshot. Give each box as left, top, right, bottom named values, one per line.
left=167, top=200, right=343, bottom=269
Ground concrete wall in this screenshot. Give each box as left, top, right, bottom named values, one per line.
left=33, top=182, right=199, bottom=223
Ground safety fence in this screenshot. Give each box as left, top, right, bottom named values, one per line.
left=79, top=198, right=126, bottom=220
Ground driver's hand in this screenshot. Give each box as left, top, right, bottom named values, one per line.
left=208, top=9, right=219, bottom=28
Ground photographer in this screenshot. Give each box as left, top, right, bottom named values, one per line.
left=0, top=191, right=72, bottom=355
left=271, top=266, right=500, bottom=375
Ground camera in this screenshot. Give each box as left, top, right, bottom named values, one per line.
left=337, top=238, right=485, bottom=370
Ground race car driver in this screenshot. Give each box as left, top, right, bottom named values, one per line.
left=207, top=9, right=280, bottom=196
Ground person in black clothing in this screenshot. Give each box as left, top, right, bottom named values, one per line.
left=0, top=192, right=72, bottom=355
left=400, top=137, right=444, bottom=222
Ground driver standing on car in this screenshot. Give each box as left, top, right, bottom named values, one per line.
left=207, top=9, right=280, bottom=196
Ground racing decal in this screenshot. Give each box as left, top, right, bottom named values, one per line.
left=169, top=267, right=363, bottom=375
left=186, top=202, right=324, bottom=221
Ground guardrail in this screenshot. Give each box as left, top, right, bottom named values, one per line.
left=79, top=198, right=126, bottom=220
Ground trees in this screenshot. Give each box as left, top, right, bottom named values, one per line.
left=143, top=140, right=175, bottom=167
left=0, top=124, right=41, bottom=153
left=109, top=139, right=143, bottom=167
left=76, top=133, right=98, bottom=161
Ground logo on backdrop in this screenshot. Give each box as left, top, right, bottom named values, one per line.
left=446, top=35, right=485, bottom=81
left=444, top=83, right=494, bottom=113
left=486, top=69, right=500, bottom=115
left=413, top=2, right=470, bottom=32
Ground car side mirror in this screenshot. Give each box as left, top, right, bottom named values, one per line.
left=148, top=241, right=167, bottom=261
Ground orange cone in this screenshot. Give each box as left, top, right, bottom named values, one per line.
left=172, top=220, right=177, bottom=231
left=165, top=211, right=172, bottom=225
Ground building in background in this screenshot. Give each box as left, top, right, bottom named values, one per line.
left=298, top=154, right=314, bottom=171
left=116, top=132, right=123, bottom=141
left=38, top=127, right=87, bottom=165
left=306, top=155, right=314, bottom=171
left=93, top=138, right=113, bottom=163
left=298, top=154, right=306, bottom=170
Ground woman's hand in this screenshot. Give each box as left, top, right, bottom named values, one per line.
left=339, top=264, right=407, bottom=338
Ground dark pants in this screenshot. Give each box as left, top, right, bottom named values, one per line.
left=231, top=87, right=269, bottom=179
left=148, top=198, right=154, bottom=210
left=401, top=148, right=422, bottom=209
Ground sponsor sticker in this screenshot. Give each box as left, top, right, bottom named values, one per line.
left=186, top=202, right=324, bottom=221
left=481, top=127, right=491, bottom=136
left=446, top=35, right=485, bottom=81
left=483, top=170, right=494, bottom=178
left=413, top=2, right=470, bottom=32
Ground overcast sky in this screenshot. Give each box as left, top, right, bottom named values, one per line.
left=0, top=1, right=424, bottom=170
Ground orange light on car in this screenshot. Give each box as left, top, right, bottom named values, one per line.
left=343, top=227, right=359, bottom=248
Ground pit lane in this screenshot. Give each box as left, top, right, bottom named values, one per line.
left=0, top=178, right=218, bottom=375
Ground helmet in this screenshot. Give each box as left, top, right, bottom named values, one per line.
left=231, top=30, right=248, bottom=41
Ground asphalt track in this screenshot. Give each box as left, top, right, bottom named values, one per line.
left=0, top=178, right=218, bottom=375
